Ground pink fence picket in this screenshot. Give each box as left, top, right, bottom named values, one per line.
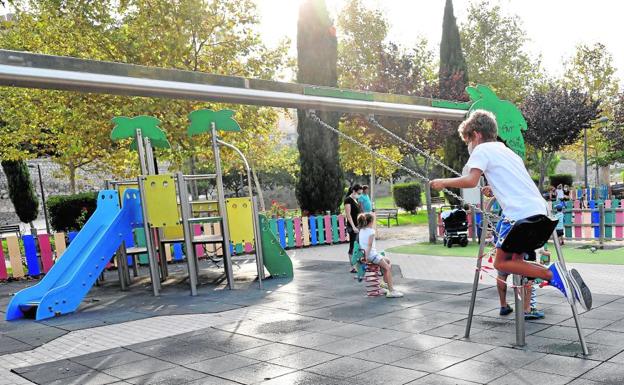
left=294, top=217, right=303, bottom=247
left=194, top=224, right=204, bottom=257
left=573, top=200, right=582, bottom=239
left=324, top=215, right=332, bottom=244
left=0, top=241, right=7, bottom=280
left=617, top=201, right=624, bottom=239
left=338, top=215, right=346, bottom=241
left=38, top=234, right=55, bottom=273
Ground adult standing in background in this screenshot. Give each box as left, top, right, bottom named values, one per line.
left=358, top=185, right=373, bottom=213
left=344, top=184, right=363, bottom=273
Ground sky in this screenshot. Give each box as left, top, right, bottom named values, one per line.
left=256, top=0, right=624, bottom=83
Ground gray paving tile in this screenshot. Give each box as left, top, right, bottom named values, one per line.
left=125, top=340, right=229, bottom=364
left=567, top=379, right=607, bottom=385
left=437, top=360, right=511, bottom=383
left=523, top=335, right=581, bottom=356
left=388, top=334, right=452, bottom=351
left=351, top=344, right=418, bottom=364
left=315, top=337, right=385, bottom=355
left=102, top=358, right=177, bottom=380
left=586, top=329, right=624, bottom=347
left=423, top=324, right=483, bottom=339
left=305, top=356, right=382, bottom=378
left=488, top=368, right=573, bottom=385
left=268, top=349, right=339, bottom=369
left=219, top=362, right=295, bottom=384
left=581, top=362, right=624, bottom=384
left=280, top=332, right=343, bottom=348
left=237, top=343, right=304, bottom=361
left=528, top=353, right=601, bottom=378
left=405, top=373, right=479, bottom=384
left=533, top=325, right=591, bottom=341
left=74, top=350, right=151, bottom=370
left=185, top=354, right=259, bottom=375
left=125, top=366, right=206, bottom=385
left=258, top=371, right=355, bottom=385
left=393, top=351, right=464, bottom=372
left=560, top=316, right=616, bottom=330
left=12, top=360, right=93, bottom=383
left=472, top=347, right=545, bottom=368
left=607, top=350, right=624, bottom=364
left=0, top=335, right=32, bottom=354
left=351, top=364, right=427, bottom=385
left=45, top=372, right=121, bottom=385
left=428, top=340, right=494, bottom=359
left=582, top=308, right=624, bottom=321
left=184, top=374, right=243, bottom=385
left=566, top=342, right=624, bottom=362
left=320, top=323, right=382, bottom=338
left=6, top=326, right=67, bottom=346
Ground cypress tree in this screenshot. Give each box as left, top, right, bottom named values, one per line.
left=295, top=0, right=344, bottom=214
left=1, top=160, right=39, bottom=225
left=439, top=0, right=469, bottom=203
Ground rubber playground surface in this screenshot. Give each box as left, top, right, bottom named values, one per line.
left=1, top=255, right=624, bottom=385
left=388, top=242, right=624, bottom=265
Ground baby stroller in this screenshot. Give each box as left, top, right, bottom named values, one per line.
left=441, top=207, right=469, bottom=248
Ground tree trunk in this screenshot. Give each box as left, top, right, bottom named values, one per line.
left=69, top=165, right=76, bottom=194
left=538, top=151, right=552, bottom=191
left=250, top=164, right=266, bottom=212
left=424, top=159, right=437, bottom=243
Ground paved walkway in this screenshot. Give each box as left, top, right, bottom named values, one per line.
left=1, top=235, right=624, bottom=384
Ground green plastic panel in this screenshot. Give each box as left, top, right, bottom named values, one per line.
left=111, top=115, right=170, bottom=149
left=188, top=109, right=241, bottom=135
left=259, top=214, right=293, bottom=278
left=285, top=218, right=295, bottom=248
left=134, top=228, right=148, bottom=265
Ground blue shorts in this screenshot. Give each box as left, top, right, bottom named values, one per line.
left=493, top=216, right=514, bottom=249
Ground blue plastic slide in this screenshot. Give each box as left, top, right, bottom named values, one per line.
left=6, top=189, right=142, bottom=321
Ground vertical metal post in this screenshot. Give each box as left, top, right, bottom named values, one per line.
left=177, top=172, right=198, bottom=296
left=471, top=209, right=477, bottom=243
left=135, top=129, right=148, bottom=175
left=116, top=244, right=127, bottom=291
left=465, top=211, right=490, bottom=338
left=552, top=230, right=589, bottom=355
left=144, top=137, right=156, bottom=174
left=513, top=274, right=526, bottom=346
left=599, top=203, right=605, bottom=248
left=212, top=124, right=234, bottom=289
left=137, top=176, right=160, bottom=296
left=252, top=196, right=265, bottom=286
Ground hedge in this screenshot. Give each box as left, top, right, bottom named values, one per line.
left=549, top=174, right=573, bottom=188
left=392, top=182, right=422, bottom=213
left=47, top=192, right=98, bottom=232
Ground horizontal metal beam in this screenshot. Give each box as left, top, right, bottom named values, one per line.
left=0, top=50, right=467, bottom=121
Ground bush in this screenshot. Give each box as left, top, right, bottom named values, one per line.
left=47, top=192, right=98, bottom=232
left=549, top=173, right=573, bottom=187
left=392, top=182, right=422, bottom=213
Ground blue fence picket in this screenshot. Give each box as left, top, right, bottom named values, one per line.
left=309, top=216, right=318, bottom=245
left=589, top=200, right=600, bottom=238
left=22, top=235, right=40, bottom=276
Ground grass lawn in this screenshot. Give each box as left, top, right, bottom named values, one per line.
left=387, top=241, right=624, bottom=265
left=373, top=195, right=429, bottom=226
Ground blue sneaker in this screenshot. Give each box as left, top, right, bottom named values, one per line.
left=548, top=262, right=571, bottom=301
left=569, top=269, right=592, bottom=311
left=499, top=305, right=513, bottom=316
left=525, top=308, right=545, bottom=320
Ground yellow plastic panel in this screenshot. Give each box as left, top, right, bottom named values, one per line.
left=190, top=200, right=219, bottom=216
left=144, top=174, right=179, bottom=228
left=226, top=197, right=254, bottom=245
left=163, top=225, right=184, bottom=240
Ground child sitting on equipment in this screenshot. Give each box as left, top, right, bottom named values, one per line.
left=357, top=213, right=403, bottom=298
left=430, top=110, right=592, bottom=311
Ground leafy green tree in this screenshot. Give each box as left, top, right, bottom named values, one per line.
left=438, top=0, right=468, bottom=205
left=598, top=92, right=624, bottom=165
left=460, top=0, right=541, bottom=103
left=295, top=0, right=344, bottom=214
left=1, top=160, right=38, bottom=228
left=521, top=84, right=600, bottom=190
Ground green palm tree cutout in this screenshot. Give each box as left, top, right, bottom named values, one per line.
left=187, top=109, right=241, bottom=137
left=110, top=115, right=171, bottom=150
left=466, top=85, right=527, bottom=159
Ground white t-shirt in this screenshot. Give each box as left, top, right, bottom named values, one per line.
left=358, top=227, right=378, bottom=258
left=465, top=142, right=547, bottom=221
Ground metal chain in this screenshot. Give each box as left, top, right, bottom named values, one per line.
left=307, top=110, right=501, bottom=226
left=367, top=115, right=462, bottom=177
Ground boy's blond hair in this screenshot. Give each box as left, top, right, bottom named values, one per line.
left=457, top=109, right=498, bottom=142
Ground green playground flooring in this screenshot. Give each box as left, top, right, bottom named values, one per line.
left=388, top=241, right=624, bottom=265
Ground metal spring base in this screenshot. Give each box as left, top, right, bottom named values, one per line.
left=363, top=264, right=384, bottom=296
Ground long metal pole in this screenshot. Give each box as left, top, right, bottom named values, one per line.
left=137, top=176, right=160, bottom=296
left=177, top=172, right=199, bottom=296
left=36, top=165, right=51, bottom=234
left=584, top=126, right=589, bottom=189
left=513, top=274, right=526, bottom=346
left=212, top=125, right=234, bottom=289
left=465, top=212, right=489, bottom=338
left=552, top=230, right=589, bottom=355
left=0, top=54, right=466, bottom=121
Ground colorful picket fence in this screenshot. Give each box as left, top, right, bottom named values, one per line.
left=560, top=199, right=624, bottom=241
left=267, top=215, right=348, bottom=249
left=0, top=232, right=68, bottom=280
